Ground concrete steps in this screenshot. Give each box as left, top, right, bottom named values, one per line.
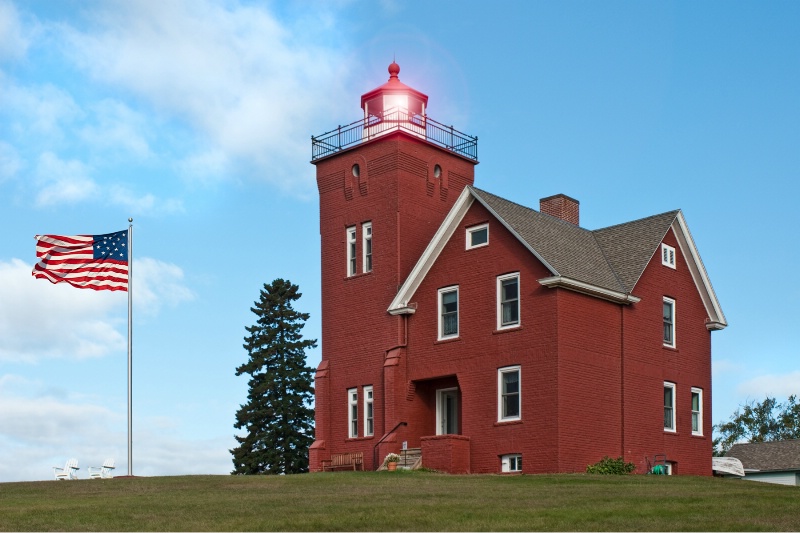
left=378, top=448, right=422, bottom=471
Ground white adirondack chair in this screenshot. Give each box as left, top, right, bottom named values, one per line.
left=88, top=458, right=115, bottom=479
left=53, top=458, right=79, bottom=480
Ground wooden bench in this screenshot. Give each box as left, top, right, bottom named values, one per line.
left=321, top=452, right=364, bottom=471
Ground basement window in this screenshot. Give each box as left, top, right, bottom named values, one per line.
left=501, top=454, right=522, bottom=473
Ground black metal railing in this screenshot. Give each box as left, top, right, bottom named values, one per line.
left=312, top=108, right=478, bottom=162
left=373, top=421, right=407, bottom=471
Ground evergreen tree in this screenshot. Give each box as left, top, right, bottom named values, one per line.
left=231, top=279, right=316, bottom=474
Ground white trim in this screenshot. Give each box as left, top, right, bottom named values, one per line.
left=362, top=222, right=372, bottom=273
left=691, top=387, right=703, bottom=436
left=388, top=187, right=474, bottom=313
left=661, top=243, right=676, bottom=269
left=364, top=385, right=374, bottom=437
left=664, top=382, right=676, bottom=433
left=438, top=286, right=459, bottom=340
left=498, top=366, right=521, bottom=422
left=663, top=297, right=676, bottom=348
left=497, top=273, right=520, bottom=330
left=538, top=276, right=641, bottom=304
left=346, top=226, right=357, bottom=277
left=436, top=388, right=459, bottom=435
left=466, top=223, right=489, bottom=250
left=347, top=388, right=358, bottom=438
left=386, top=189, right=724, bottom=330
left=501, top=454, right=522, bottom=473
left=671, top=214, right=727, bottom=329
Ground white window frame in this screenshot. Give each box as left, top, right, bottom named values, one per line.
left=438, top=286, right=459, bottom=340
left=661, top=243, right=676, bottom=269
left=364, top=385, right=374, bottom=437
left=497, top=273, right=520, bottom=330
left=348, top=388, right=358, bottom=438
left=346, top=226, right=357, bottom=276
left=498, top=366, right=521, bottom=422
left=691, top=387, right=703, bottom=436
left=362, top=222, right=372, bottom=273
left=466, top=223, right=489, bottom=250
left=664, top=382, right=676, bottom=432
left=663, top=297, right=676, bottom=348
left=501, top=454, right=522, bottom=473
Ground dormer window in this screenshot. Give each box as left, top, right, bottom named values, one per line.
left=661, top=244, right=676, bottom=269
left=467, top=223, right=489, bottom=249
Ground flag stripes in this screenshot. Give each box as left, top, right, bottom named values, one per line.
left=32, top=231, right=129, bottom=292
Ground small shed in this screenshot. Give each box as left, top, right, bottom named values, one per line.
left=725, top=439, right=800, bottom=486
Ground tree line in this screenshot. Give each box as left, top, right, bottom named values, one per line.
left=714, top=395, right=800, bottom=456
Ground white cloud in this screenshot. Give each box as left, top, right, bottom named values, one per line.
left=108, top=185, right=185, bottom=216
left=0, top=0, right=30, bottom=62
left=0, top=82, right=83, bottom=137
left=0, top=258, right=126, bottom=363
left=712, top=358, right=743, bottom=378
left=62, top=0, right=353, bottom=195
left=175, top=149, right=231, bottom=185
left=34, top=151, right=99, bottom=206
left=0, top=375, right=232, bottom=481
left=0, top=256, right=193, bottom=363
left=79, top=99, right=153, bottom=159
left=131, top=257, right=195, bottom=316
left=737, top=371, right=800, bottom=399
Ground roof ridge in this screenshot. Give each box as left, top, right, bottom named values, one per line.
left=595, top=209, right=681, bottom=232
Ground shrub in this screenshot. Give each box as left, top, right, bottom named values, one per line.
left=586, top=456, right=636, bottom=475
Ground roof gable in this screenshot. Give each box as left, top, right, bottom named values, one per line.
left=388, top=186, right=726, bottom=329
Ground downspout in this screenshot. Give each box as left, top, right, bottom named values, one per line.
left=620, top=303, right=625, bottom=461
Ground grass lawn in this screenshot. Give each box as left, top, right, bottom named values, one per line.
left=1, top=470, right=799, bottom=531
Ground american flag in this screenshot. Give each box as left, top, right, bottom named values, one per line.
left=32, top=231, right=129, bottom=292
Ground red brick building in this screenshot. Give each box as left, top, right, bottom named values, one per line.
left=309, top=62, right=727, bottom=475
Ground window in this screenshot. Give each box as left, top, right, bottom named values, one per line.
left=498, top=366, right=521, bottom=422
left=501, top=454, right=522, bottom=473
left=438, top=286, right=459, bottom=339
left=362, top=222, right=372, bottom=273
left=466, top=223, right=489, bottom=249
left=663, top=297, right=676, bottom=347
left=348, top=388, right=358, bottom=438
left=498, top=273, right=520, bottom=329
left=661, top=243, right=676, bottom=269
left=364, top=386, right=374, bottom=437
left=664, top=382, right=676, bottom=432
left=691, top=387, right=703, bottom=436
left=346, top=227, right=357, bottom=276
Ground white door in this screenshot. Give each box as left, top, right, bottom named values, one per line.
left=436, top=388, right=459, bottom=435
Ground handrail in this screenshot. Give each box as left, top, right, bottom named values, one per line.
left=311, top=108, right=478, bottom=162
left=373, top=421, right=407, bottom=470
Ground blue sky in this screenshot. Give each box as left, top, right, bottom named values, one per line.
left=1, top=0, right=798, bottom=482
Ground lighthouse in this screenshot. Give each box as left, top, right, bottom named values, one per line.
left=309, top=62, right=478, bottom=471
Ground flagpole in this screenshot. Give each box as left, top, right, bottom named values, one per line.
left=128, top=218, right=133, bottom=476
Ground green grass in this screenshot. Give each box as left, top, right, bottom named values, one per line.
left=1, top=471, right=799, bottom=531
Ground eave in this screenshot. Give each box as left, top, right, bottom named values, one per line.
left=538, top=276, right=641, bottom=304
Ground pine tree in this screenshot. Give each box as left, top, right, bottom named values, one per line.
left=231, top=279, right=316, bottom=474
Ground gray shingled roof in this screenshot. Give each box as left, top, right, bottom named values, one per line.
left=471, top=187, right=678, bottom=295
left=726, top=440, right=800, bottom=472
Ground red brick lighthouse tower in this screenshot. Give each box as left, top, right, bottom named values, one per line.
left=309, top=62, right=479, bottom=471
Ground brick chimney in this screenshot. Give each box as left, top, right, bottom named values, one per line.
left=540, top=194, right=580, bottom=225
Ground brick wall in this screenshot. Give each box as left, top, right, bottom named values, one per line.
left=311, top=132, right=476, bottom=471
